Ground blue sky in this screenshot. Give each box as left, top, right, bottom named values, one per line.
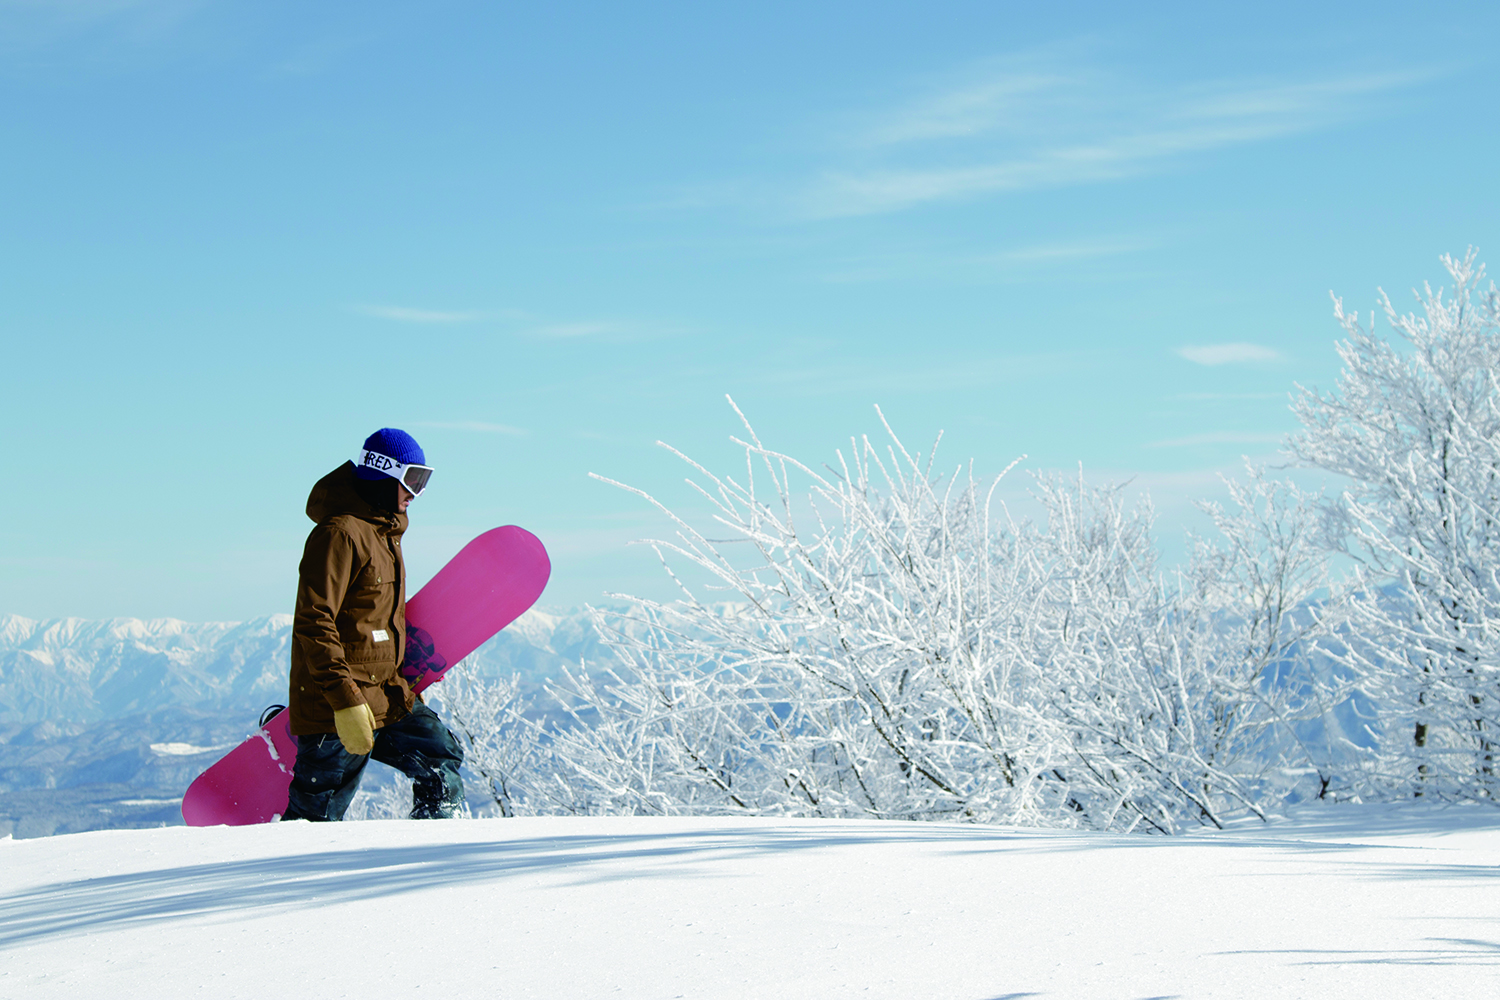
left=4, top=1, right=1498, bottom=620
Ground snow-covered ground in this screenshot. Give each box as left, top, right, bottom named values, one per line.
left=3, top=802, right=1498, bottom=998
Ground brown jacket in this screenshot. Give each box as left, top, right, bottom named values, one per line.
left=288, top=463, right=416, bottom=736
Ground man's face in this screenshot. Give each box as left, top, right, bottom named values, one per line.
left=397, top=484, right=414, bottom=513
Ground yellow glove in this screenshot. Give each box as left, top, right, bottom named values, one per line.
left=333, top=703, right=376, bottom=756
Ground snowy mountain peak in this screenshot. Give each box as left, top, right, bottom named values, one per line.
left=0, top=608, right=611, bottom=726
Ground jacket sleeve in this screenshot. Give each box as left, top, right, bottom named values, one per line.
left=293, top=523, right=366, bottom=711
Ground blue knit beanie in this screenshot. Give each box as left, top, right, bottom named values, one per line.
left=354, top=427, right=426, bottom=481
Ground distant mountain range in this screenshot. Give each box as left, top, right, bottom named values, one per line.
left=0, top=609, right=619, bottom=726
left=0, top=615, right=292, bottom=726
left=0, top=608, right=619, bottom=838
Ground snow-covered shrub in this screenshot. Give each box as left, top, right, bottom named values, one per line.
left=427, top=671, right=547, bottom=817
left=1026, top=469, right=1349, bottom=829
left=1291, top=250, right=1500, bottom=799
left=553, top=411, right=1053, bottom=824
left=534, top=404, right=1342, bottom=832
left=1178, top=471, right=1360, bottom=803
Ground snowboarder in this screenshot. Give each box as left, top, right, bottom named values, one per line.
left=282, top=428, right=465, bottom=821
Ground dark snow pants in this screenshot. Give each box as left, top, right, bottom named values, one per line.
left=282, top=703, right=465, bottom=821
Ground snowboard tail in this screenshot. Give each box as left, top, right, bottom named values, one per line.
left=180, top=525, right=550, bottom=826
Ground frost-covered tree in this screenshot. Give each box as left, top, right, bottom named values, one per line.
left=1182, top=470, right=1356, bottom=801
left=560, top=408, right=1057, bottom=825
left=1291, top=250, right=1500, bottom=798
left=530, top=403, right=1342, bottom=831
left=428, top=671, right=546, bottom=817
left=1035, top=468, right=1345, bottom=828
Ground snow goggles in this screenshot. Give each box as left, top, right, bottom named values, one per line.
left=353, top=448, right=434, bottom=497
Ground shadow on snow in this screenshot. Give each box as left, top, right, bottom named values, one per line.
left=1, top=822, right=1495, bottom=949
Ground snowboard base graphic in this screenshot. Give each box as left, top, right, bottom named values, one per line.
left=181, top=525, right=550, bottom=826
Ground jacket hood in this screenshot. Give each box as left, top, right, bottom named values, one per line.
left=306, top=462, right=408, bottom=533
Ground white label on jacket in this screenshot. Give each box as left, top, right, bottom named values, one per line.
left=372, top=629, right=390, bottom=642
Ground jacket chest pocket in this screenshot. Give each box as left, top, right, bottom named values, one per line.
left=356, top=554, right=398, bottom=597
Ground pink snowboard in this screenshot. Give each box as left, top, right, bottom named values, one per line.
left=181, top=525, right=551, bottom=826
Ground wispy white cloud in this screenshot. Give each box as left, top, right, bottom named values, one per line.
left=0, top=0, right=196, bottom=27
left=415, top=421, right=527, bottom=436
left=354, top=305, right=486, bottom=324
left=521, top=322, right=617, bottom=338
left=354, top=306, right=676, bottom=341
left=517, top=320, right=690, bottom=343
left=746, top=349, right=1090, bottom=397
left=0, top=0, right=205, bottom=52
left=990, top=237, right=1153, bottom=264
left=817, top=234, right=1155, bottom=283
left=1177, top=343, right=1283, bottom=365
left=797, top=55, right=1433, bottom=218
left=861, top=70, right=1077, bottom=146
left=1148, top=431, right=1285, bottom=448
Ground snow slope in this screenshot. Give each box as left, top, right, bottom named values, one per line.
left=3, top=803, right=1498, bottom=998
